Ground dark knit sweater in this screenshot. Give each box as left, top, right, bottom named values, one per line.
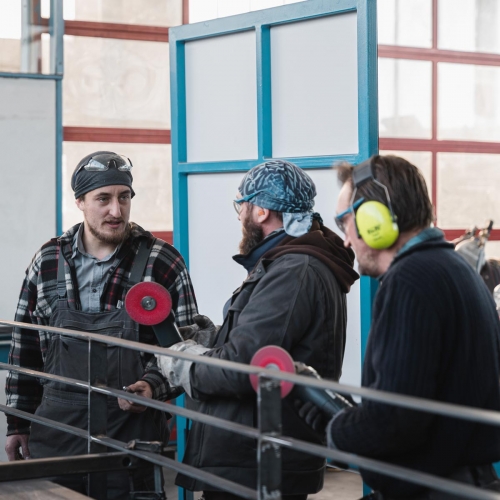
left=329, top=234, right=500, bottom=497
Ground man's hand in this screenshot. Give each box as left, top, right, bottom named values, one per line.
left=178, top=315, right=219, bottom=348
left=294, top=400, right=329, bottom=435
left=5, top=434, right=31, bottom=461
left=118, top=381, right=153, bottom=413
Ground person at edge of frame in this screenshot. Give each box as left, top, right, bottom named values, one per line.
left=298, top=154, right=500, bottom=500
left=155, top=159, right=360, bottom=500
left=4, top=151, right=198, bottom=500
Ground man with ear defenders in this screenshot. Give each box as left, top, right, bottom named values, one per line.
left=310, top=154, right=500, bottom=499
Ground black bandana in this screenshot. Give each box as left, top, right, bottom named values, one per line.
left=71, top=151, right=135, bottom=199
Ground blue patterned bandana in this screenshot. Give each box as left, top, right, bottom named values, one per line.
left=238, top=160, right=317, bottom=237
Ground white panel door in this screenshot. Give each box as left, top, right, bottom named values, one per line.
left=0, top=77, right=56, bottom=321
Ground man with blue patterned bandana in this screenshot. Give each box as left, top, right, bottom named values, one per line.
left=156, top=160, right=359, bottom=500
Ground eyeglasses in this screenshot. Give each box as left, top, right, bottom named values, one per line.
left=233, top=192, right=260, bottom=215
left=75, top=154, right=133, bottom=177
left=335, top=197, right=364, bottom=233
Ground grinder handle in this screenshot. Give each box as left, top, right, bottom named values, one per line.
left=152, top=313, right=183, bottom=348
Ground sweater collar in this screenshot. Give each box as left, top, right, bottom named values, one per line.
left=396, top=227, right=445, bottom=258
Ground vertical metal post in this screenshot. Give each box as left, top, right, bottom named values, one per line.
left=257, top=375, right=282, bottom=500
left=49, top=0, right=64, bottom=75
left=88, top=339, right=108, bottom=500
left=21, top=0, right=43, bottom=73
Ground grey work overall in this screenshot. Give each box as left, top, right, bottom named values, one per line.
left=29, top=244, right=169, bottom=499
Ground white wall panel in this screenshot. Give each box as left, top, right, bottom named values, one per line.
left=188, top=170, right=361, bottom=387
left=185, top=31, right=258, bottom=162
left=271, top=13, right=359, bottom=157
left=0, top=77, right=56, bottom=321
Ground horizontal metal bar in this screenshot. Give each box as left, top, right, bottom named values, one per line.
left=0, top=405, right=256, bottom=498
left=0, top=378, right=260, bottom=442
left=96, top=436, right=258, bottom=500
left=0, top=361, right=90, bottom=390
left=0, top=452, right=138, bottom=482
left=4, top=320, right=500, bottom=429
left=64, top=126, right=171, bottom=144
left=0, top=404, right=88, bottom=440
left=93, top=386, right=260, bottom=440
left=170, top=0, right=356, bottom=41
left=265, top=435, right=500, bottom=500
left=0, top=72, right=63, bottom=80
left=379, top=137, right=500, bottom=155
left=379, top=44, right=500, bottom=67
left=176, top=154, right=361, bottom=174
left=64, top=20, right=170, bottom=42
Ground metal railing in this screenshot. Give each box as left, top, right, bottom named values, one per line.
left=1, top=319, right=500, bottom=500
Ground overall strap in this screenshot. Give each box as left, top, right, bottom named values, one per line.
left=57, top=246, right=67, bottom=299
left=128, top=238, right=156, bottom=288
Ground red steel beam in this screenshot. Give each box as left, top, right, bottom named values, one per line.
left=64, top=20, right=170, bottom=42
left=64, top=127, right=171, bottom=144
left=442, top=229, right=500, bottom=241
left=379, top=138, right=500, bottom=155
left=152, top=231, right=173, bottom=245
left=379, top=45, right=500, bottom=67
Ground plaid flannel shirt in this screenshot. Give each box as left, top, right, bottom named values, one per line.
left=6, top=222, right=198, bottom=435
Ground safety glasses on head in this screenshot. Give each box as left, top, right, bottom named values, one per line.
left=335, top=198, right=364, bottom=233
left=75, top=153, right=133, bottom=177
left=350, top=156, right=399, bottom=250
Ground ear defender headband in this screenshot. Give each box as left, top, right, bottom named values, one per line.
left=351, top=158, right=399, bottom=250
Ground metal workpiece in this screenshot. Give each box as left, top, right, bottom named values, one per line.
left=88, top=339, right=109, bottom=500
left=98, top=436, right=258, bottom=500
left=258, top=376, right=282, bottom=500
left=0, top=452, right=137, bottom=482
left=127, top=440, right=166, bottom=500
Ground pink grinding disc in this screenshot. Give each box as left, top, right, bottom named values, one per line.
left=125, top=282, right=172, bottom=326
left=249, top=345, right=295, bottom=398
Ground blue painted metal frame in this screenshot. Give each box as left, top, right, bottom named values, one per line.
left=170, top=0, right=378, bottom=261
left=169, top=1, right=378, bottom=496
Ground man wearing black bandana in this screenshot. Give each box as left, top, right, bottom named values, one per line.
left=156, top=160, right=359, bottom=500
left=5, top=151, right=198, bottom=499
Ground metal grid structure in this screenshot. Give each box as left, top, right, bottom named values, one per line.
left=378, top=0, right=500, bottom=242
left=1, top=319, right=500, bottom=500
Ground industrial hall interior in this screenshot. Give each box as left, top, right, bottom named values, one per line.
left=1, top=0, right=500, bottom=500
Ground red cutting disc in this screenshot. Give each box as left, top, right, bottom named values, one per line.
left=125, top=282, right=172, bottom=326
left=249, top=345, right=295, bottom=398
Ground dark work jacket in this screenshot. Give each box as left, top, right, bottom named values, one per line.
left=329, top=235, right=500, bottom=498
left=176, top=224, right=358, bottom=494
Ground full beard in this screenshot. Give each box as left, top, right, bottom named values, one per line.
left=88, top=220, right=130, bottom=246
left=239, top=217, right=264, bottom=255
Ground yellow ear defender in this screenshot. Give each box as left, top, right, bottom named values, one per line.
left=351, top=156, right=400, bottom=250
left=355, top=200, right=399, bottom=250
